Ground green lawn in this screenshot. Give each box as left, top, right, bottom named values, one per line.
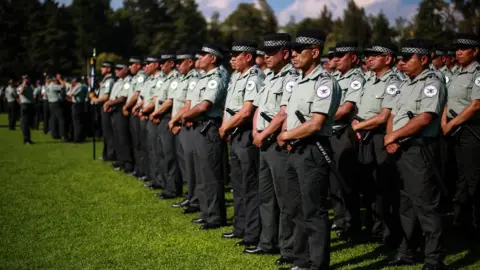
left=0, top=114, right=478, bottom=269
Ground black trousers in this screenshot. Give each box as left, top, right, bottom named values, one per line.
left=180, top=127, right=198, bottom=207
left=43, top=100, right=50, bottom=134
left=111, top=110, right=133, bottom=171
left=157, top=115, right=182, bottom=196
left=7, top=102, right=17, bottom=130
left=72, top=103, right=85, bottom=142
left=286, top=142, right=331, bottom=270
left=453, top=124, right=480, bottom=230
left=330, top=127, right=361, bottom=234
left=64, top=101, right=73, bottom=140
left=147, top=121, right=161, bottom=185
left=192, top=123, right=226, bottom=225
left=49, top=102, right=66, bottom=139
left=139, top=119, right=150, bottom=178
left=33, top=101, right=42, bottom=130
left=129, top=114, right=141, bottom=173
left=20, top=103, right=34, bottom=142
left=258, top=142, right=294, bottom=257
left=396, top=142, right=444, bottom=265
left=358, top=133, right=402, bottom=246
left=101, top=108, right=115, bottom=161
left=230, top=129, right=260, bottom=243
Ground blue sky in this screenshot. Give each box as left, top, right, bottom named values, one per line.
left=57, top=0, right=421, bottom=25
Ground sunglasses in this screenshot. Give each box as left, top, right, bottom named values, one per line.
left=292, top=45, right=317, bottom=54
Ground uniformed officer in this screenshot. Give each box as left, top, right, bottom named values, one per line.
left=69, top=77, right=88, bottom=142
left=181, top=44, right=228, bottom=230
left=446, top=49, right=460, bottom=74
left=218, top=40, right=264, bottom=246
left=256, top=49, right=268, bottom=72
left=431, top=47, right=453, bottom=85
left=124, top=57, right=147, bottom=178
left=18, top=75, right=35, bottom=144
left=105, top=61, right=134, bottom=173
left=244, top=33, right=296, bottom=265
left=64, top=77, right=73, bottom=140
left=41, top=79, right=50, bottom=134
left=132, top=56, right=164, bottom=187
left=276, top=29, right=341, bottom=270
left=91, top=61, right=116, bottom=161
left=330, top=41, right=365, bottom=240
left=150, top=53, right=182, bottom=199
left=5, top=79, right=19, bottom=130
left=442, top=34, right=480, bottom=237
left=351, top=40, right=402, bottom=246
left=327, top=47, right=338, bottom=75
left=384, top=39, right=446, bottom=269
left=33, top=80, right=43, bottom=130
left=46, top=74, right=67, bottom=140
left=168, top=51, right=201, bottom=211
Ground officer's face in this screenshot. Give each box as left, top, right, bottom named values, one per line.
left=327, top=57, right=336, bottom=70
left=232, top=52, right=253, bottom=71
left=100, top=67, right=108, bottom=76
left=129, top=63, right=141, bottom=74
left=291, top=47, right=320, bottom=70
left=255, top=56, right=265, bottom=67
left=333, top=52, right=356, bottom=73
left=177, top=59, right=193, bottom=75
left=445, top=56, right=455, bottom=67
left=366, top=54, right=391, bottom=71
left=162, top=60, right=175, bottom=73
left=229, top=57, right=236, bottom=70
left=264, top=48, right=289, bottom=70
left=115, top=67, right=128, bottom=78
left=431, top=56, right=445, bottom=68
left=198, top=53, right=215, bottom=70
left=400, top=54, right=427, bottom=77
left=456, top=47, right=478, bottom=66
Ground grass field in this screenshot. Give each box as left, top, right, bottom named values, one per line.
left=0, top=114, right=479, bottom=270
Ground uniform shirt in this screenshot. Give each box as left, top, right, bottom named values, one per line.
left=139, top=71, right=164, bottom=109
left=41, top=85, right=48, bottom=100
left=71, top=84, right=88, bottom=103
left=283, top=65, right=342, bottom=136
left=451, top=65, right=460, bottom=75
left=337, top=67, right=365, bottom=105
left=224, top=66, right=265, bottom=121
left=392, top=69, right=446, bottom=137
left=109, top=76, right=131, bottom=101
left=254, top=63, right=298, bottom=131
left=154, top=69, right=180, bottom=110
left=5, top=86, right=18, bottom=102
left=430, top=64, right=453, bottom=85
left=170, top=69, right=200, bottom=116
left=33, top=86, right=42, bottom=100
left=447, top=61, right=480, bottom=118
left=97, top=74, right=115, bottom=103
left=357, top=69, right=401, bottom=119
left=46, top=82, right=64, bottom=102
left=127, top=70, right=147, bottom=104
left=392, top=66, right=408, bottom=81
left=188, top=67, right=226, bottom=120
left=19, top=84, right=34, bottom=104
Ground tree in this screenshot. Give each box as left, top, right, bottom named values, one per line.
left=256, top=0, right=278, bottom=34
left=222, top=3, right=265, bottom=45
left=452, top=0, right=480, bottom=35
left=281, top=16, right=297, bottom=37
left=413, top=0, right=452, bottom=42
left=341, top=0, right=371, bottom=48
left=369, top=11, right=396, bottom=42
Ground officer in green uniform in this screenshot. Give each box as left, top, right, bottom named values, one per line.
left=132, top=56, right=164, bottom=187
left=105, top=62, right=134, bottom=173
left=69, top=77, right=88, bottom=142
left=431, top=47, right=453, bottom=85
left=276, top=29, right=341, bottom=270
left=91, top=61, right=115, bottom=161
left=46, top=75, right=66, bottom=140
left=446, top=49, right=460, bottom=74
left=384, top=39, right=446, bottom=269
left=351, top=40, right=402, bottom=247
left=41, top=79, right=50, bottom=134
left=169, top=51, right=201, bottom=211
left=124, top=57, right=147, bottom=178
left=244, top=33, right=297, bottom=266
left=18, top=75, right=35, bottom=144
left=442, top=34, right=480, bottom=237
left=327, top=47, right=338, bottom=75
left=33, top=80, right=43, bottom=130
left=150, top=53, right=182, bottom=199
left=181, top=44, right=228, bottom=230
left=330, top=41, right=365, bottom=239
left=218, top=40, right=264, bottom=247
left=5, top=79, right=19, bottom=130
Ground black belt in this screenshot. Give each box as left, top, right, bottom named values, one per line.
left=290, top=136, right=329, bottom=153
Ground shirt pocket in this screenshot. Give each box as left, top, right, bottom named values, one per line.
left=297, top=99, right=312, bottom=116
left=271, top=87, right=284, bottom=110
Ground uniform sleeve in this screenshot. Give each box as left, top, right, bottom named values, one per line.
left=311, top=78, right=334, bottom=114
left=118, top=81, right=130, bottom=98
left=381, top=76, right=401, bottom=109
left=343, top=74, right=364, bottom=104
left=202, top=76, right=223, bottom=104
left=185, top=78, right=199, bottom=101
left=244, top=75, right=263, bottom=102
left=419, top=78, right=443, bottom=115
left=134, top=75, right=146, bottom=92
left=281, top=75, right=297, bottom=107
left=253, top=83, right=265, bottom=107
left=470, top=72, right=480, bottom=100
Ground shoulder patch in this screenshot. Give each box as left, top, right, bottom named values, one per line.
left=207, top=80, right=218, bottom=89
left=316, top=85, right=331, bottom=99
left=250, top=68, right=259, bottom=75
left=170, top=81, right=178, bottom=90
left=386, top=84, right=398, bottom=95
left=246, top=80, right=256, bottom=91
left=423, top=85, right=438, bottom=97
left=138, top=76, right=144, bottom=83
left=285, top=81, right=295, bottom=93
left=123, top=83, right=130, bottom=90
left=289, top=68, right=298, bottom=75
left=189, top=81, right=197, bottom=90
left=475, top=77, right=480, bottom=87
left=104, top=81, right=110, bottom=88
left=350, top=80, right=362, bottom=90
left=156, top=80, right=163, bottom=88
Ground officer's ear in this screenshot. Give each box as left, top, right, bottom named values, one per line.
left=282, top=48, right=291, bottom=61
left=350, top=53, right=358, bottom=64
left=311, top=47, right=320, bottom=59
left=245, top=53, right=253, bottom=64
left=419, top=55, right=429, bottom=66
left=385, top=55, right=393, bottom=66
left=473, top=47, right=479, bottom=57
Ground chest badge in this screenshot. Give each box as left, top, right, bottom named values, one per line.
left=475, top=77, right=480, bottom=87
left=285, top=81, right=295, bottom=93
left=189, top=81, right=197, bottom=90
left=170, top=81, right=178, bottom=90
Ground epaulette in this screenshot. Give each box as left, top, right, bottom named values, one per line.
left=289, top=68, right=298, bottom=75
left=250, top=67, right=259, bottom=76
